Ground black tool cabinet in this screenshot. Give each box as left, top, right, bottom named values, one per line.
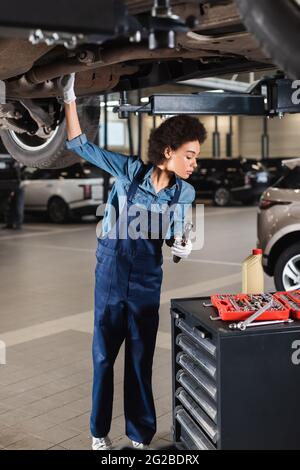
left=171, top=296, right=300, bottom=450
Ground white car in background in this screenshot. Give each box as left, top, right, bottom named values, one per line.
left=23, top=163, right=113, bottom=223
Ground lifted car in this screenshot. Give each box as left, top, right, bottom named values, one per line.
left=0, top=0, right=299, bottom=169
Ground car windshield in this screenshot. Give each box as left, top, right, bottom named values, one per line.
left=274, top=167, right=300, bottom=189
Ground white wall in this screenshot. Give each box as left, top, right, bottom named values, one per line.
left=196, top=116, right=240, bottom=158
left=239, top=114, right=300, bottom=159
left=140, top=115, right=240, bottom=161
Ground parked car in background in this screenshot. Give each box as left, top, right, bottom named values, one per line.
left=23, top=163, right=114, bottom=223
left=189, top=158, right=271, bottom=207
left=261, top=158, right=291, bottom=185
left=257, top=158, right=300, bottom=291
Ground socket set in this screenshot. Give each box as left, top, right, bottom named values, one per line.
left=274, top=290, right=300, bottom=320
left=210, top=293, right=290, bottom=322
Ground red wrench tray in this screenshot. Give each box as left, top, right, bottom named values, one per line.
left=211, top=293, right=290, bottom=322
left=273, top=291, right=300, bottom=320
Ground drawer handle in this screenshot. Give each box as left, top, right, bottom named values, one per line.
left=171, top=308, right=183, bottom=320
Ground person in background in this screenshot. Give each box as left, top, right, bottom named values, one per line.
left=3, top=161, right=25, bottom=230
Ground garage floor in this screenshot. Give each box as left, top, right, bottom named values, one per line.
left=0, top=206, right=275, bottom=450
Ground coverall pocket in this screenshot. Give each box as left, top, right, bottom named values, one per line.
left=94, top=254, right=114, bottom=324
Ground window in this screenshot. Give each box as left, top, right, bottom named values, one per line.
left=100, top=121, right=126, bottom=148
left=28, top=169, right=54, bottom=180
left=275, top=167, right=300, bottom=189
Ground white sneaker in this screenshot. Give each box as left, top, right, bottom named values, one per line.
left=92, top=436, right=112, bottom=450
left=131, top=440, right=151, bottom=450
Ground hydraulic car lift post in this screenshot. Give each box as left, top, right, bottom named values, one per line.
left=114, top=77, right=300, bottom=119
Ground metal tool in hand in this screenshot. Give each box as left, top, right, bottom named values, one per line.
left=173, top=222, right=193, bottom=264
left=229, top=300, right=274, bottom=331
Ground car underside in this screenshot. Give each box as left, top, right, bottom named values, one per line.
left=0, top=0, right=299, bottom=168
left=1, top=1, right=274, bottom=100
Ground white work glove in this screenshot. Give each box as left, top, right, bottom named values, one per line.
left=57, top=73, right=76, bottom=104
left=171, top=238, right=193, bottom=260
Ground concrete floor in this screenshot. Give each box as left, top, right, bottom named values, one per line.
left=0, top=206, right=275, bottom=450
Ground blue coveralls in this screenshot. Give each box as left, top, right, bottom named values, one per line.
left=90, top=163, right=182, bottom=444
left=65, top=133, right=195, bottom=443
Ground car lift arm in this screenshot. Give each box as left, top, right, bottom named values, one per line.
left=0, top=0, right=189, bottom=50
left=0, top=0, right=130, bottom=48
left=115, top=78, right=300, bottom=118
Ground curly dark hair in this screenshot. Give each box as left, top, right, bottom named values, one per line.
left=148, top=115, right=207, bottom=165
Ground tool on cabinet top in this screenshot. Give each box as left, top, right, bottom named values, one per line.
left=206, top=291, right=300, bottom=331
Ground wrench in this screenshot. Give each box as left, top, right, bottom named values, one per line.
left=210, top=315, right=221, bottom=321
left=173, top=222, right=193, bottom=264
left=229, top=297, right=241, bottom=311
left=229, top=300, right=274, bottom=331
left=242, top=319, right=294, bottom=328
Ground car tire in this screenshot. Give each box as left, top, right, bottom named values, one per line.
left=235, top=0, right=300, bottom=79
left=274, top=242, right=300, bottom=291
left=213, top=187, right=231, bottom=207
left=0, top=96, right=100, bottom=169
left=48, top=197, right=69, bottom=224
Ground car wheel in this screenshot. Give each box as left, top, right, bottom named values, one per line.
left=0, top=96, right=100, bottom=169
left=235, top=0, right=300, bottom=79
left=274, top=243, right=300, bottom=291
left=213, top=187, right=231, bottom=207
left=48, top=197, right=69, bottom=224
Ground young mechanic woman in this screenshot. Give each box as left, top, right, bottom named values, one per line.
left=60, top=74, right=207, bottom=450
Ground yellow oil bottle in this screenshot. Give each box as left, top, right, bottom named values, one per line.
left=242, top=249, right=264, bottom=294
